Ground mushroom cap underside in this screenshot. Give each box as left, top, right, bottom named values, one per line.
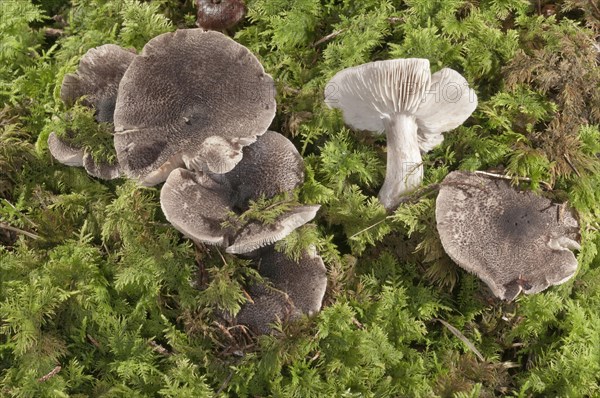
left=325, top=58, right=477, bottom=153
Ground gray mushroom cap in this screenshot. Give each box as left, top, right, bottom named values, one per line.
left=114, top=29, right=276, bottom=186
left=160, top=167, right=233, bottom=246
left=160, top=132, right=317, bottom=253
left=234, top=245, right=327, bottom=334
left=51, top=44, right=133, bottom=179
left=226, top=205, right=321, bottom=254
left=61, top=44, right=136, bottom=124
left=223, top=131, right=305, bottom=210
left=435, top=171, right=581, bottom=300
left=82, top=152, right=121, bottom=180
left=48, top=132, right=121, bottom=180
left=325, top=58, right=477, bottom=210
left=48, top=132, right=85, bottom=167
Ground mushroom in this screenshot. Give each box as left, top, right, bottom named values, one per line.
left=49, top=44, right=135, bottom=179
left=234, top=245, right=327, bottom=334
left=61, top=44, right=136, bottom=124
left=435, top=171, right=581, bottom=301
left=226, top=205, right=321, bottom=254
left=325, top=58, right=477, bottom=210
left=160, top=131, right=319, bottom=254
left=48, top=132, right=121, bottom=180
left=48, top=132, right=85, bottom=167
left=113, top=29, right=276, bottom=186
left=196, top=0, right=246, bottom=31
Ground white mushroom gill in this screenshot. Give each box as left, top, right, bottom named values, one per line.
left=325, top=58, right=477, bottom=211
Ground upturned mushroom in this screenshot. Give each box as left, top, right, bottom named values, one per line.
left=49, top=44, right=136, bottom=179
left=113, top=29, right=276, bottom=186
left=435, top=171, right=581, bottom=300
left=160, top=131, right=319, bottom=254
left=325, top=58, right=477, bottom=210
left=233, top=245, right=327, bottom=334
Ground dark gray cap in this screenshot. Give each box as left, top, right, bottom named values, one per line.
left=114, top=29, right=276, bottom=185
left=61, top=44, right=136, bottom=124
left=234, top=246, right=327, bottom=334
left=436, top=171, right=581, bottom=300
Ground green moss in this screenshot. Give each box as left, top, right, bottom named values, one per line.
left=1, top=0, right=599, bottom=396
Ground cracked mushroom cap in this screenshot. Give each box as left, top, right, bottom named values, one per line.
left=435, top=171, right=581, bottom=301
left=196, top=0, right=246, bottom=31
left=114, top=29, right=276, bottom=185
left=160, top=132, right=316, bottom=252
left=324, top=58, right=477, bottom=151
left=61, top=44, right=136, bottom=124
left=234, top=245, right=327, bottom=334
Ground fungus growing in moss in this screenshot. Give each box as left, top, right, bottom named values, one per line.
left=325, top=58, right=477, bottom=210
left=160, top=131, right=319, bottom=254
left=233, top=245, right=327, bottom=334
left=435, top=171, right=581, bottom=300
left=49, top=44, right=135, bottom=179
left=114, top=29, right=276, bottom=186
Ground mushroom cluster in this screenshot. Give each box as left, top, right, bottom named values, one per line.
left=49, top=29, right=326, bottom=333
left=325, top=58, right=477, bottom=211
left=436, top=171, right=581, bottom=300
left=160, top=130, right=320, bottom=254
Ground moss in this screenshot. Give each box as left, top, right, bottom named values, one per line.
left=0, top=0, right=599, bottom=396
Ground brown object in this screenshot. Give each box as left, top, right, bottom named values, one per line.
left=325, top=59, right=477, bottom=210
left=196, top=0, right=246, bottom=31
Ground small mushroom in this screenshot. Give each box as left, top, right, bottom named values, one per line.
left=325, top=59, right=477, bottom=210
left=61, top=44, right=136, bottom=124
left=49, top=44, right=135, bottom=179
left=435, top=171, right=581, bottom=301
left=114, top=29, right=276, bottom=185
left=160, top=167, right=232, bottom=246
left=234, top=245, right=327, bottom=334
left=160, top=132, right=318, bottom=253
left=196, top=0, right=246, bottom=31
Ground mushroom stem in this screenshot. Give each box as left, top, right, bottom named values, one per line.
left=378, top=113, right=423, bottom=211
